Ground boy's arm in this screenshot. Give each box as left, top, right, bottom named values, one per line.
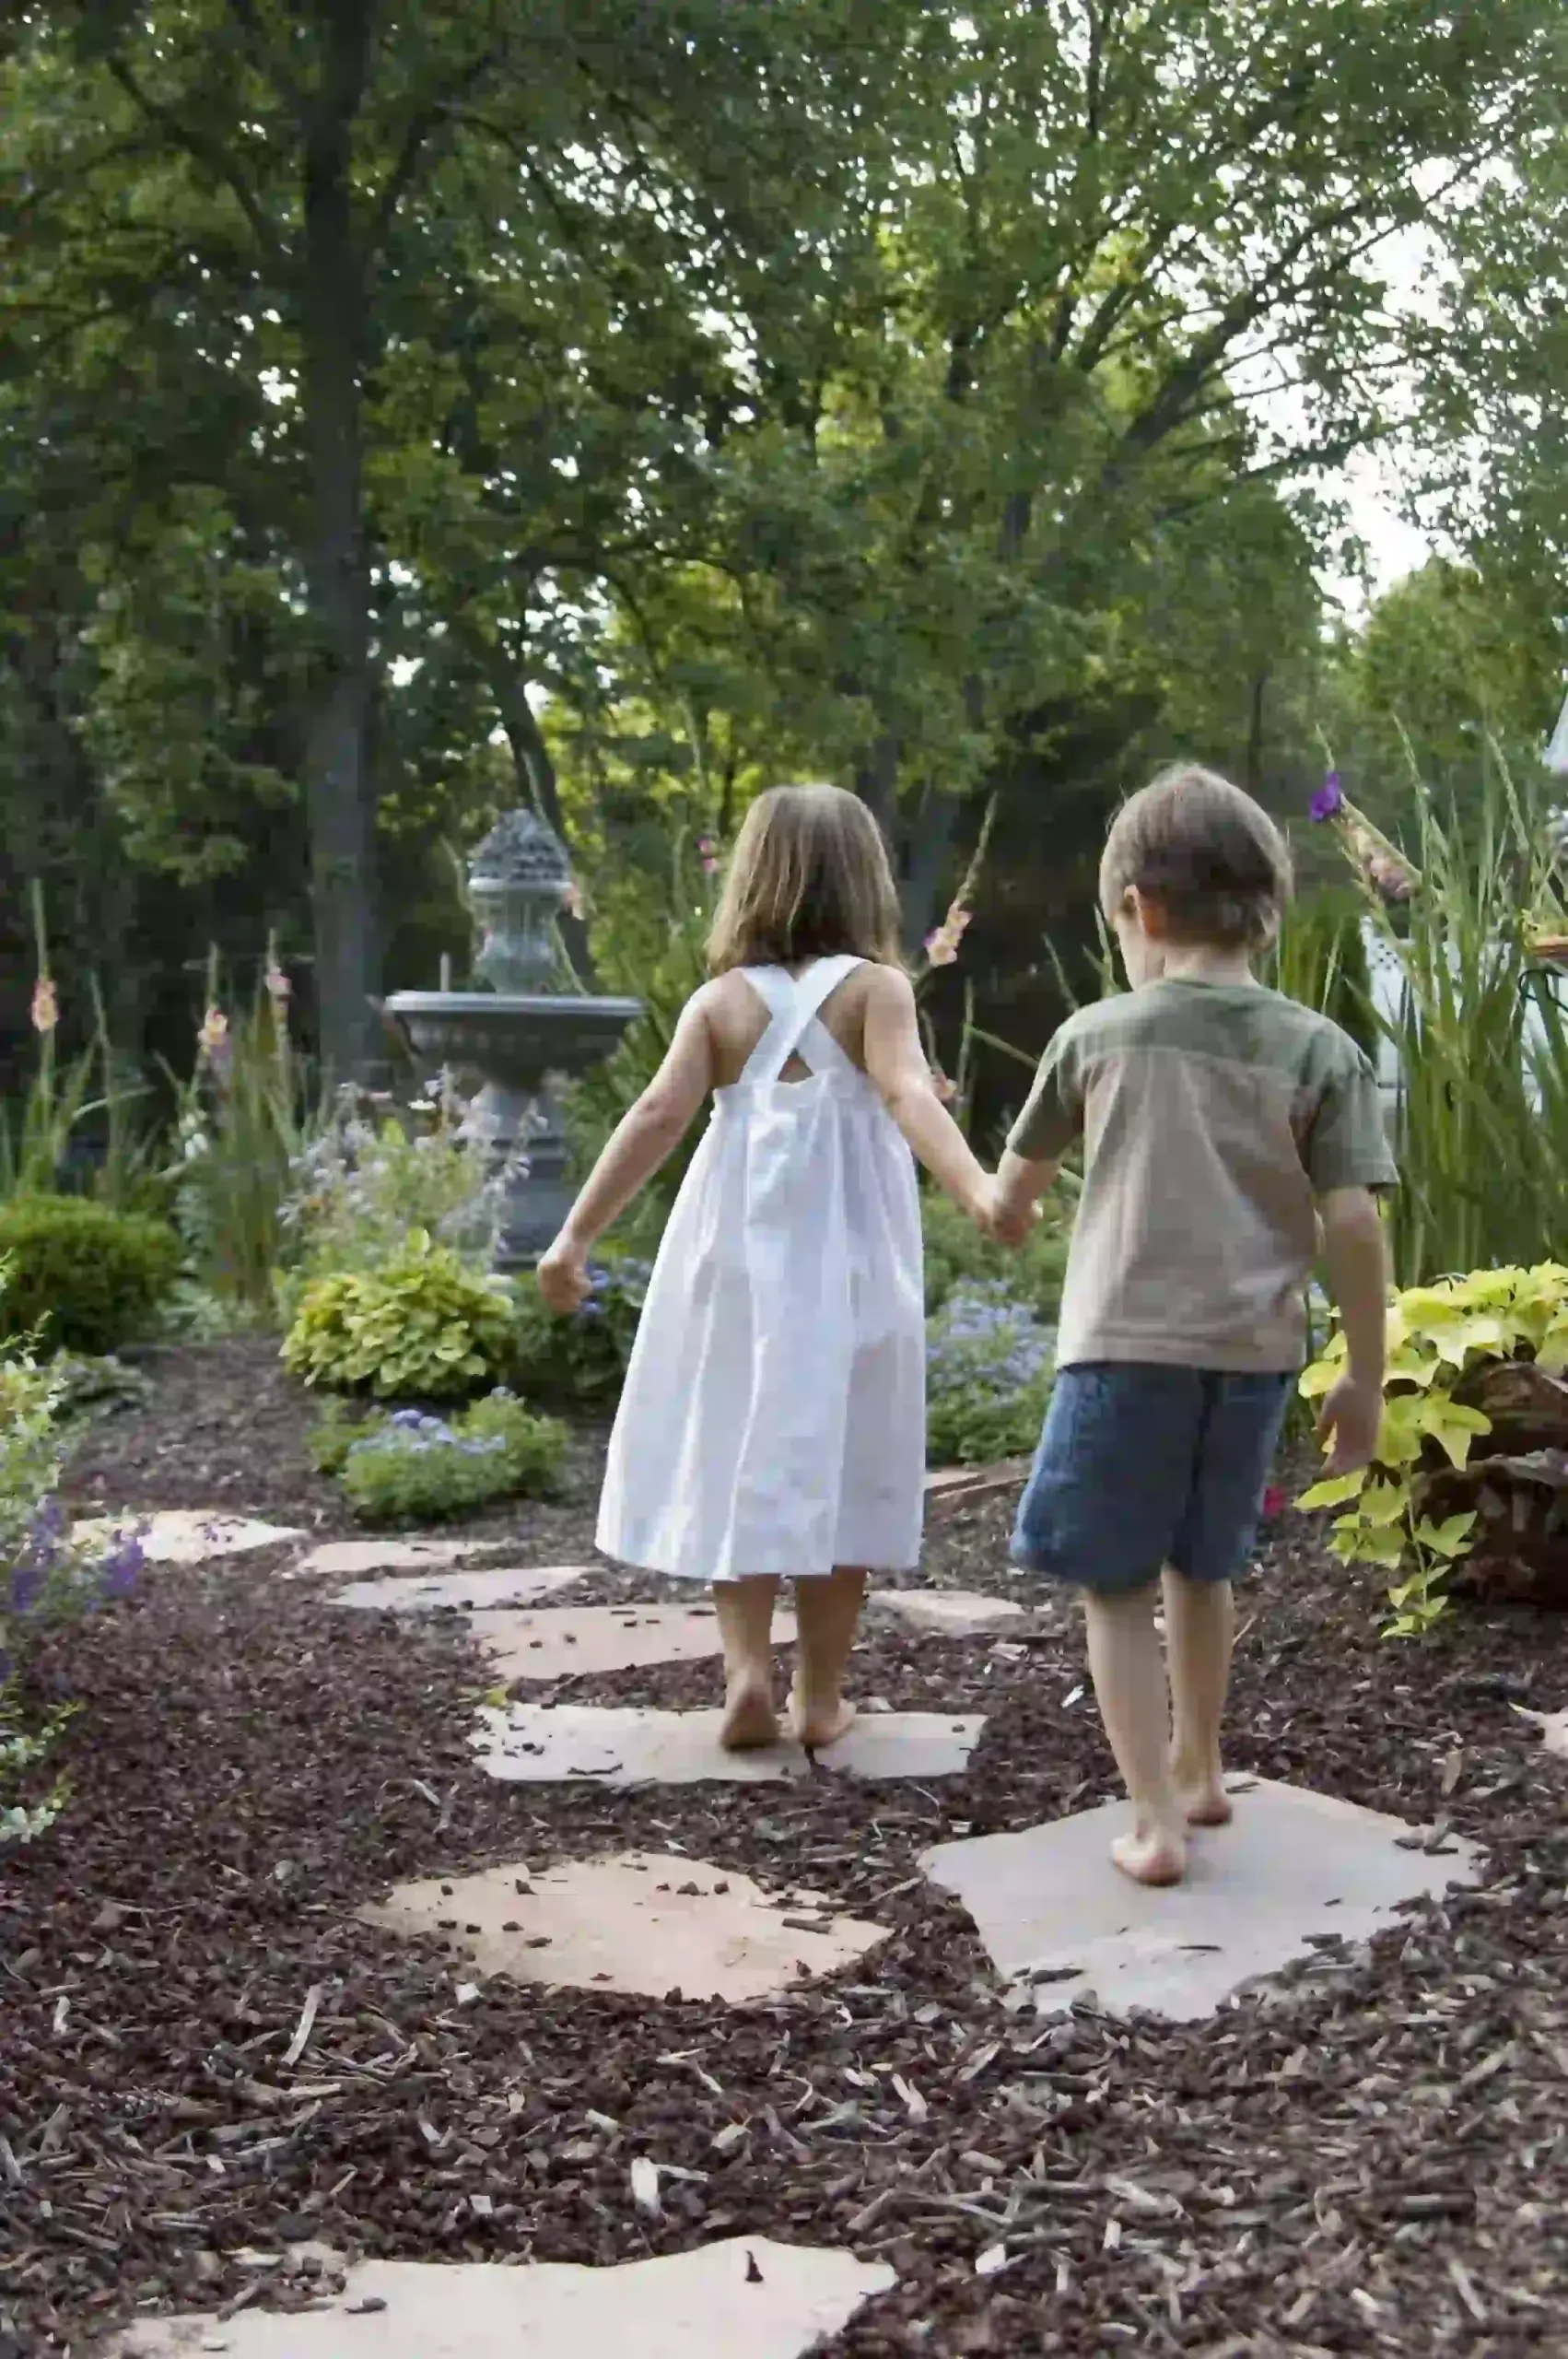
left=537, top=991, right=715, bottom=1309
left=988, top=1023, right=1081, bottom=1244
left=862, top=966, right=989, bottom=1219
left=1316, top=1186, right=1387, bottom=1473
left=989, top=1145, right=1060, bottom=1245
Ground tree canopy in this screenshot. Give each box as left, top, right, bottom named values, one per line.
left=0, top=0, right=1559, bottom=1099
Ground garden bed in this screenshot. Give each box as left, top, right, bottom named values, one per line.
left=5, top=1402, right=1568, bottom=2353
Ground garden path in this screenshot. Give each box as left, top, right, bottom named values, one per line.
left=63, top=1510, right=1488, bottom=2355
left=11, top=1356, right=1566, bottom=2355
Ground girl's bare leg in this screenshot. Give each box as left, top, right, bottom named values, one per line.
left=713, top=1578, right=780, bottom=1750
left=790, top=1567, right=865, bottom=1747
left=1164, top=1569, right=1235, bottom=1825
left=1082, top=1585, right=1188, bottom=1886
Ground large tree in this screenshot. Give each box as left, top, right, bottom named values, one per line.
left=0, top=0, right=891, bottom=1071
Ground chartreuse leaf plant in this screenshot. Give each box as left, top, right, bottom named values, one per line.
left=1297, top=1264, right=1568, bottom=1637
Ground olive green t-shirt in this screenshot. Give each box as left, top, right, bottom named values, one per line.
left=1008, top=980, right=1397, bottom=1373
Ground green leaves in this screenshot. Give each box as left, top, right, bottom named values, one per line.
left=1297, top=1261, right=1568, bottom=1635
left=281, top=1231, right=517, bottom=1398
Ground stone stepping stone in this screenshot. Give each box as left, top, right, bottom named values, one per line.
left=465, top=1602, right=798, bottom=1683
left=72, top=1510, right=301, bottom=1565
left=920, top=1777, right=1481, bottom=2022
left=474, top=1701, right=985, bottom=1786
left=298, top=1536, right=479, bottom=1579
left=361, top=1849, right=886, bottom=2001
left=869, top=1588, right=1024, bottom=1637
left=112, top=2238, right=895, bottom=2357
left=333, top=1565, right=591, bottom=1613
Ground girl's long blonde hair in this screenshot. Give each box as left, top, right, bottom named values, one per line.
left=707, top=783, right=904, bottom=972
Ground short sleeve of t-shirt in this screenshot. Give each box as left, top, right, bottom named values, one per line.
left=1007, top=1025, right=1085, bottom=1163
left=1302, top=1038, right=1398, bottom=1194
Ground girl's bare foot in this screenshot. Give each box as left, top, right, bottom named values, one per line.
left=720, top=1673, right=778, bottom=1752
left=1110, top=1820, right=1188, bottom=1887
left=789, top=1688, right=857, bottom=1749
left=1176, top=1779, right=1233, bottom=1828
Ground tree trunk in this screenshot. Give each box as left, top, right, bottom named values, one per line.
left=299, top=3, right=380, bottom=1082
left=898, top=786, right=959, bottom=959
left=1245, top=670, right=1268, bottom=795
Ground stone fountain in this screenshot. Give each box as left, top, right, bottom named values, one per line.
left=385, top=810, right=641, bottom=1268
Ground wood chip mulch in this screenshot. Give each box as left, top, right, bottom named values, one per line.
left=3, top=1344, right=1567, bottom=2354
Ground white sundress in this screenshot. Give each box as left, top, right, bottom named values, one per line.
left=597, top=953, right=926, bottom=1584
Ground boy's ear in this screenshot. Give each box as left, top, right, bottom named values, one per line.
left=1129, top=886, right=1169, bottom=938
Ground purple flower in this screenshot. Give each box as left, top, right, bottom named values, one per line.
left=100, top=1536, right=145, bottom=1600
left=9, top=1560, right=45, bottom=1616
left=1309, top=772, right=1344, bottom=824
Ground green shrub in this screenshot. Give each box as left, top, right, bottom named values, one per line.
left=327, top=1391, right=568, bottom=1524
left=0, top=1197, right=180, bottom=1356
left=510, top=1257, right=649, bottom=1405
left=1, top=1312, right=146, bottom=1845
left=281, top=1230, right=516, bottom=1399
left=922, top=1188, right=1070, bottom=1321
left=926, top=1278, right=1054, bottom=1466
left=1297, top=1262, right=1568, bottom=1637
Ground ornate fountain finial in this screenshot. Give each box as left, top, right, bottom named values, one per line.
left=466, top=807, right=573, bottom=993
left=469, top=808, right=573, bottom=890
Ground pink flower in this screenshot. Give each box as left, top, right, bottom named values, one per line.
left=263, top=962, right=291, bottom=1004
left=924, top=928, right=960, bottom=967
left=1262, top=1485, right=1287, bottom=1520
left=700, top=856, right=720, bottom=876
left=198, top=1005, right=228, bottom=1056
left=29, top=976, right=58, bottom=1035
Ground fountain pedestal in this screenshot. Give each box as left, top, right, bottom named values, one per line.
left=384, top=813, right=641, bottom=1269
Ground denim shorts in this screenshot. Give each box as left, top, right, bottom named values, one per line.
left=1011, top=1363, right=1293, bottom=1596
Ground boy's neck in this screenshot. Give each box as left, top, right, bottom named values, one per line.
left=1154, top=945, right=1257, bottom=987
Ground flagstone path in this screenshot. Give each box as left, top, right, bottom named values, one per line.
left=113, top=2239, right=896, bottom=2357
left=33, top=1474, right=1523, bottom=2358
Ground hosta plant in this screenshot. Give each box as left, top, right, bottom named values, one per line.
left=282, top=1230, right=516, bottom=1400
left=1298, top=1264, right=1568, bottom=1637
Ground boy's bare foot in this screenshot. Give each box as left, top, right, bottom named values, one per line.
left=1110, top=1820, right=1188, bottom=1887
left=789, top=1688, right=857, bottom=1749
left=720, top=1673, right=778, bottom=1752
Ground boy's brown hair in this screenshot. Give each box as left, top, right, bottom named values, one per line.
left=708, top=783, right=904, bottom=972
left=1100, top=764, right=1293, bottom=951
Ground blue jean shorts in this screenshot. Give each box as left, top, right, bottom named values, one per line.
left=1011, top=1363, right=1293, bottom=1597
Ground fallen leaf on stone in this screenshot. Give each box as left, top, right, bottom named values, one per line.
left=630, top=2155, right=661, bottom=2215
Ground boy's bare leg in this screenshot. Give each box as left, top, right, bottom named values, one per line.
left=1082, top=1585, right=1188, bottom=1886
left=790, top=1567, right=865, bottom=1748
left=713, top=1579, right=780, bottom=1749
left=1164, top=1569, right=1235, bottom=1825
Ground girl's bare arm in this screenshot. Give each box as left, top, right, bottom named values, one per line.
left=862, top=966, right=990, bottom=1218
left=537, top=992, right=716, bottom=1308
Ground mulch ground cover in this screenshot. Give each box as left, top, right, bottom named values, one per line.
left=3, top=1342, right=1567, bottom=2353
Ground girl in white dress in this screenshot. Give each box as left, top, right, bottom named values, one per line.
left=537, top=785, right=996, bottom=1752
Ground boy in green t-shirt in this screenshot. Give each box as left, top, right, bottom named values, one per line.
left=989, top=766, right=1395, bottom=1887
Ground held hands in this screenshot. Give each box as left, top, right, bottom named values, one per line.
left=536, top=1234, right=591, bottom=1315
left=1315, top=1372, right=1384, bottom=1475
left=970, top=1173, right=1039, bottom=1249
